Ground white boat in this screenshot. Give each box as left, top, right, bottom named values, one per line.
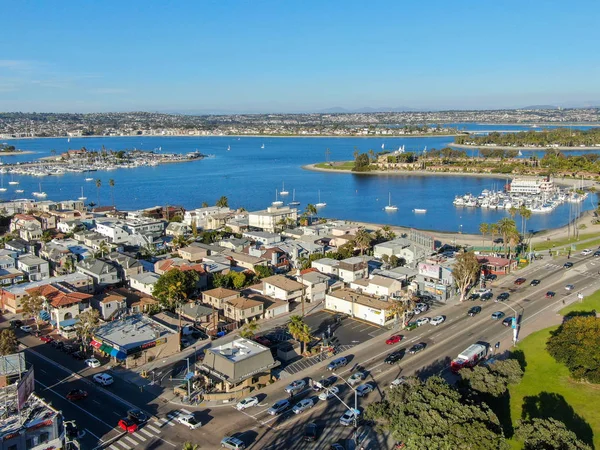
left=15, top=189, right=24, bottom=193
left=78, top=187, right=87, bottom=201
left=271, top=189, right=284, bottom=207
left=384, top=193, right=398, bottom=212
left=315, top=190, right=326, bottom=208
left=413, top=209, right=427, bottom=213
left=32, top=183, right=47, bottom=198
left=261, top=143, right=265, bottom=149
left=85, top=177, right=94, bottom=181
left=289, top=189, right=300, bottom=206
left=280, top=182, right=289, bottom=196
left=227, top=145, right=231, bottom=151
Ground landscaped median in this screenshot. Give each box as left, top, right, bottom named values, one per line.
left=507, top=290, right=600, bottom=449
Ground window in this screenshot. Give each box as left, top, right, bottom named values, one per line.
left=40, top=432, right=50, bottom=443
left=9, top=444, right=18, bottom=450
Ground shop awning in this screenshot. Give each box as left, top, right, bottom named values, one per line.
left=59, top=318, right=79, bottom=328
left=90, top=340, right=102, bottom=349
left=109, top=348, right=119, bottom=358
left=115, top=351, right=127, bottom=361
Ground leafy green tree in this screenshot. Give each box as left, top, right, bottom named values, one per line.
left=353, top=229, right=373, bottom=256
left=231, top=272, right=246, bottom=290
left=254, top=265, right=274, bottom=279
left=0, top=329, right=18, bottom=356
left=381, top=225, right=396, bottom=241
left=352, top=152, right=371, bottom=172
left=41, top=230, right=53, bottom=243
left=172, top=235, right=191, bottom=249
left=336, top=242, right=355, bottom=259
left=21, top=293, right=45, bottom=331
left=74, top=308, right=100, bottom=350
left=453, top=251, right=481, bottom=302
left=515, top=418, right=591, bottom=450
left=547, top=316, right=600, bottom=383
left=239, top=319, right=260, bottom=339
left=181, top=443, right=199, bottom=450
left=216, top=196, right=229, bottom=208
left=459, top=359, right=524, bottom=396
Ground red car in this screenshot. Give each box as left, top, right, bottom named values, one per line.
left=39, top=335, right=54, bottom=343
left=386, top=335, right=403, bottom=345
left=514, top=278, right=526, bottom=285
left=66, top=389, right=88, bottom=401
left=253, top=336, right=272, bottom=347
left=545, top=291, right=556, bottom=298
left=118, top=418, right=138, bottom=433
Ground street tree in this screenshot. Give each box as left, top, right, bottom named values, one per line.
left=216, top=196, right=229, bottom=208
left=515, top=418, right=591, bottom=450
left=239, top=319, right=260, bottom=339
left=0, top=329, right=18, bottom=356
left=479, top=222, right=489, bottom=247
left=459, top=359, right=524, bottom=396
left=453, top=251, right=481, bottom=302
left=547, top=316, right=600, bottom=383
left=288, top=315, right=312, bottom=353
left=353, top=229, right=373, bottom=256
left=365, top=376, right=508, bottom=450
left=109, top=179, right=115, bottom=206
left=21, top=293, right=45, bottom=331
left=95, top=179, right=102, bottom=206
left=74, top=308, right=100, bottom=351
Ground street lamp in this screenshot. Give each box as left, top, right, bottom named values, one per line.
left=504, top=303, right=521, bottom=346
left=332, top=372, right=360, bottom=443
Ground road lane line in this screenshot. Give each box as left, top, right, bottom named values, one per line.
left=109, top=446, right=119, bottom=450
left=140, top=428, right=155, bottom=438
left=92, top=400, right=102, bottom=405
left=114, top=441, right=131, bottom=450
left=84, top=428, right=104, bottom=443
left=123, top=436, right=139, bottom=445
left=145, top=424, right=161, bottom=434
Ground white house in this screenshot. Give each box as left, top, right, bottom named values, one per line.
left=261, top=275, right=304, bottom=302
left=325, top=288, right=394, bottom=326
left=183, top=206, right=231, bottom=228
left=248, top=203, right=298, bottom=234
left=95, top=219, right=130, bottom=244
left=130, top=272, right=160, bottom=296
left=242, top=231, right=282, bottom=246
left=337, top=257, right=368, bottom=283
left=350, top=275, right=402, bottom=298
left=297, top=271, right=330, bottom=302
left=17, top=255, right=50, bottom=281
left=311, top=258, right=339, bottom=277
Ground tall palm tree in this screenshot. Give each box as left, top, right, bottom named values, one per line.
left=216, top=196, right=229, bottom=208
left=497, top=218, right=517, bottom=256
left=288, top=315, right=312, bottom=353
left=507, top=228, right=521, bottom=260
left=95, top=179, right=102, bottom=206
left=479, top=222, right=489, bottom=248
left=519, top=205, right=532, bottom=236
left=508, top=206, right=518, bottom=220
left=381, top=225, right=395, bottom=241
left=96, top=240, right=109, bottom=258
left=239, top=319, right=260, bottom=339
left=305, top=204, right=317, bottom=224
left=353, top=229, right=373, bottom=256
left=109, top=179, right=115, bottom=206
left=489, top=223, right=499, bottom=251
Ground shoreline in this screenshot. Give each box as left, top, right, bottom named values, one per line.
left=0, top=151, right=35, bottom=155
left=450, top=143, right=600, bottom=151
left=302, top=163, right=598, bottom=188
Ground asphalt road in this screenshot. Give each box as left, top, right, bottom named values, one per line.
left=8, top=251, right=600, bottom=449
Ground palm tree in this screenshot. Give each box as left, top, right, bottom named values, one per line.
left=305, top=204, right=317, bottom=224
left=182, top=443, right=198, bottom=450
left=381, top=225, right=395, bottom=241
left=489, top=223, right=499, bottom=251
left=497, top=217, right=517, bottom=256
left=239, top=319, right=260, bottom=339
left=519, top=205, right=532, bottom=236
left=172, top=235, right=191, bottom=250
left=479, top=223, right=489, bottom=248
left=216, top=196, right=229, bottom=208
left=353, top=229, right=373, bottom=256
left=508, top=206, right=518, bottom=220
left=96, top=240, right=109, bottom=258
left=288, top=315, right=312, bottom=353
left=95, top=179, right=102, bottom=206
left=109, top=179, right=115, bottom=206
left=507, top=228, right=521, bottom=260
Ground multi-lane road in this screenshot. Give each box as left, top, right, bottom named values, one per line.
left=9, top=251, right=600, bottom=450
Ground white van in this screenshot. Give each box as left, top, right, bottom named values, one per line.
left=93, top=373, right=114, bottom=386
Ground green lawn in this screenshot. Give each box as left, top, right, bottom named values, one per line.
left=507, top=295, right=600, bottom=449
left=314, top=161, right=354, bottom=170
left=531, top=232, right=600, bottom=252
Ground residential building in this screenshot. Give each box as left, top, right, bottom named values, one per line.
left=350, top=275, right=402, bottom=298
left=95, top=219, right=130, bottom=244
left=337, top=257, right=368, bottom=283
left=91, top=292, right=127, bottom=321
left=123, top=217, right=166, bottom=235
left=261, top=275, right=304, bottom=302
left=311, top=258, right=339, bottom=277
left=202, top=287, right=241, bottom=310
left=297, top=270, right=330, bottom=302
left=105, top=252, right=144, bottom=281
left=325, top=288, right=394, bottom=326
left=248, top=203, right=298, bottom=233
left=245, top=293, right=290, bottom=319
left=183, top=206, right=231, bottom=228
left=37, top=213, right=57, bottom=230
left=76, top=258, right=120, bottom=290
left=224, top=297, right=264, bottom=323
left=165, top=222, right=189, bottom=237
left=242, top=231, right=282, bottom=246
left=4, top=239, right=31, bottom=255
left=218, top=237, right=251, bottom=253
left=221, top=250, right=268, bottom=271
left=9, top=214, right=41, bottom=233
left=477, top=255, right=518, bottom=275
left=178, top=245, right=207, bottom=262
left=180, top=301, right=214, bottom=325
left=129, top=272, right=160, bottom=296
left=17, top=255, right=50, bottom=282
left=0, top=255, right=24, bottom=286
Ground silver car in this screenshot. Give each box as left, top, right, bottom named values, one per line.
left=292, top=398, right=314, bottom=414
left=284, top=379, right=306, bottom=394
left=356, top=383, right=374, bottom=397
left=220, top=436, right=246, bottom=449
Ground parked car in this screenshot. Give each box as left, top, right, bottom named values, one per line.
left=494, top=238, right=503, bottom=244
left=545, top=291, right=556, bottom=298
left=430, top=316, right=445, bottom=326
left=39, top=335, right=53, bottom=343
left=385, top=350, right=404, bottom=364
left=220, top=436, right=246, bottom=449
left=502, top=317, right=515, bottom=327
left=330, top=444, right=346, bottom=450
left=253, top=336, right=272, bottom=347
left=236, top=396, right=259, bottom=411
left=339, top=408, right=361, bottom=426
left=530, top=279, right=541, bottom=286
left=313, top=375, right=336, bottom=391
left=594, top=250, right=600, bottom=257
left=514, top=278, right=526, bottom=285
left=66, top=389, right=88, bottom=401
left=565, top=284, right=575, bottom=291
left=564, top=262, right=574, bottom=269
left=71, top=351, right=85, bottom=360
left=415, top=303, right=429, bottom=313
left=20, top=325, right=33, bottom=333
left=491, top=311, right=506, bottom=320
left=485, top=273, right=498, bottom=281
left=581, top=249, right=592, bottom=256
left=416, top=317, right=430, bottom=327
left=327, top=357, right=348, bottom=371
left=267, top=399, right=290, bottom=415
left=292, top=398, right=314, bottom=414
left=92, top=373, right=113, bottom=386
left=127, top=410, right=148, bottom=424
left=408, top=343, right=426, bottom=354
left=118, top=418, right=138, bottom=433
left=85, top=358, right=101, bottom=368
left=348, top=371, right=367, bottom=386
left=9, top=320, right=23, bottom=328
left=51, top=340, right=64, bottom=349
left=284, top=380, right=306, bottom=395
left=468, top=293, right=480, bottom=301
left=176, top=414, right=201, bottom=429
left=390, top=377, right=407, bottom=389
left=63, top=344, right=76, bottom=354
left=303, top=422, right=318, bottom=442
left=386, top=334, right=403, bottom=345
left=480, top=292, right=494, bottom=301
left=468, top=306, right=482, bottom=316
left=356, top=383, right=374, bottom=397
left=318, top=386, right=340, bottom=401
left=496, top=292, right=510, bottom=302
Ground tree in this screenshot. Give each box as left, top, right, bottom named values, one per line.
left=191, top=220, right=198, bottom=238
left=41, top=230, right=53, bottom=243
left=74, top=308, right=100, bottom=350
left=231, top=272, right=246, bottom=290
left=490, top=223, right=499, bottom=250
left=459, top=359, right=524, bottom=396
left=21, top=293, right=45, bottom=331
left=254, top=265, right=274, bottom=279
left=337, top=241, right=355, bottom=259
left=381, top=225, right=396, bottom=241
left=181, top=443, right=199, bottom=450
left=95, top=179, right=102, bottom=205
left=453, top=251, right=481, bottom=302
left=389, top=254, right=400, bottom=268
left=201, top=201, right=209, bottom=208
left=172, top=235, right=191, bottom=250
left=216, top=196, right=229, bottom=208
left=515, top=418, right=591, bottom=450
left=239, top=319, right=260, bottom=339
left=497, top=217, right=517, bottom=256
left=95, top=241, right=109, bottom=258
left=519, top=205, right=532, bottom=236
left=288, top=315, right=312, bottom=353
left=0, top=329, right=18, bottom=356
left=353, top=229, right=373, bottom=256
left=108, top=179, right=115, bottom=206
left=479, top=222, right=489, bottom=247
left=547, top=316, right=600, bottom=383
left=352, top=152, right=371, bottom=172
left=366, top=376, right=508, bottom=450
left=305, top=204, right=317, bottom=224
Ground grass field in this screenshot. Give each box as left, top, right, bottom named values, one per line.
left=531, top=232, right=600, bottom=252
left=507, top=294, right=600, bottom=449
left=313, top=161, right=354, bottom=170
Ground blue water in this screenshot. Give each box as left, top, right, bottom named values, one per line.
left=1, top=135, right=597, bottom=234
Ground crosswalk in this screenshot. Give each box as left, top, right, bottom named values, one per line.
left=544, top=263, right=600, bottom=280
left=107, top=409, right=193, bottom=449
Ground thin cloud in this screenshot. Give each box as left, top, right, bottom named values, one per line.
left=92, top=88, right=128, bottom=95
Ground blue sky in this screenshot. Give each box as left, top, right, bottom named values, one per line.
left=1, top=0, right=599, bottom=112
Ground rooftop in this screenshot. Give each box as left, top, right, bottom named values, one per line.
left=0, top=387, right=60, bottom=439
left=1, top=272, right=88, bottom=295
left=211, top=338, right=269, bottom=363
left=94, top=314, right=174, bottom=350
left=203, top=287, right=240, bottom=299
left=262, top=275, right=304, bottom=292
left=329, top=288, right=393, bottom=310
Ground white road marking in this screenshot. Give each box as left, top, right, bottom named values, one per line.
left=124, top=436, right=139, bottom=445
left=114, top=440, right=131, bottom=450
left=145, top=424, right=161, bottom=434
left=140, top=428, right=155, bottom=438
left=109, top=445, right=120, bottom=450
left=180, top=408, right=192, bottom=414
left=84, top=428, right=104, bottom=443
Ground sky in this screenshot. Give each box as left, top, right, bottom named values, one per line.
left=1, top=0, right=600, bottom=113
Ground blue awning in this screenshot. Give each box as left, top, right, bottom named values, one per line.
left=109, top=348, right=119, bottom=358
left=59, top=318, right=79, bottom=328
left=115, top=351, right=127, bottom=360
left=39, top=311, right=51, bottom=321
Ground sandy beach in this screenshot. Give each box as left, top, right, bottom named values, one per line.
left=0, top=151, right=34, bottom=155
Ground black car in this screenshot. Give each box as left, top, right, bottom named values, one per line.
left=485, top=274, right=498, bottom=281
left=502, top=317, right=516, bottom=327
left=304, top=422, right=318, bottom=442
left=9, top=320, right=23, bottom=328
left=408, top=343, right=426, bottom=354
left=496, top=292, right=510, bottom=301
left=594, top=250, right=600, bottom=257
left=313, top=375, right=337, bottom=391
left=63, top=344, right=77, bottom=354
left=530, top=279, right=541, bottom=286
left=468, top=293, right=480, bottom=301
left=71, top=351, right=85, bottom=360
left=468, top=306, right=482, bottom=316
left=494, top=238, right=503, bottom=244
left=564, top=262, right=574, bottom=269
left=51, top=340, right=65, bottom=350
left=127, top=409, right=148, bottom=424
left=385, top=350, right=405, bottom=364
left=480, top=292, right=493, bottom=301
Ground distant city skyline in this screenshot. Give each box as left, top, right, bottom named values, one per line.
left=1, top=0, right=599, bottom=113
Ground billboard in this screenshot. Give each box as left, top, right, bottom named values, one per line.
left=17, top=367, right=35, bottom=410
left=0, top=353, right=26, bottom=376
left=418, top=263, right=440, bottom=280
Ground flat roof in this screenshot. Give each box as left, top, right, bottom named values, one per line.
left=211, top=338, right=269, bottom=363
left=94, top=313, right=174, bottom=350
left=0, top=387, right=59, bottom=438
left=1, top=272, right=88, bottom=295
left=328, top=288, right=393, bottom=310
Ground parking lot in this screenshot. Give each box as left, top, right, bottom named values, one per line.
left=303, top=310, right=386, bottom=345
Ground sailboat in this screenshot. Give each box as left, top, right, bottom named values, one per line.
left=272, top=189, right=284, bottom=207
left=85, top=177, right=94, bottom=182
left=289, top=189, right=300, bottom=207
left=280, top=182, right=289, bottom=196
left=384, top=193, right=398, bottom=212
left=78, top=187, right=87, bottom=201
left=227, top=145, right=231, bottom=151
left=32, top=183, right=47, bottom=198
left=0, top=175, right=6, bottom=193
left=8, top=174, right=18, bottom=185
left=316, top=190, right=326, bottom=208
left=261, top=143, right=265, bottom=149
left=15, top=189, right=24, bottom=194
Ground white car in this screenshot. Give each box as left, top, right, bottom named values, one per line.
left=348, top=371, right=367, bottom=386
left=390, top=377, right=407, bottom=389
left=565, top=284, right=575, bottom=291
left=236, top=396, right=259, bottom=411
left=416, top=317, right=430, bottom=327
left=284, top=379, right=306, bottom=394
left=292, top=398, right=314, bottom=414
left=430, top=315, right=445, bottom=326
left=340, top=408, right=361, bottom=426
left=92, top=373, right=113, bottom=386
left=85, top=358, right=101, bottom=368
left=581, top=249, right=592, bottom=256
left=318, top=386, right=340, bottom=401
left=20, top=325, right=33, bottom=333
left=176, top=414, right=202, bottom=429
left=415, top=302, right=429, bottom=313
